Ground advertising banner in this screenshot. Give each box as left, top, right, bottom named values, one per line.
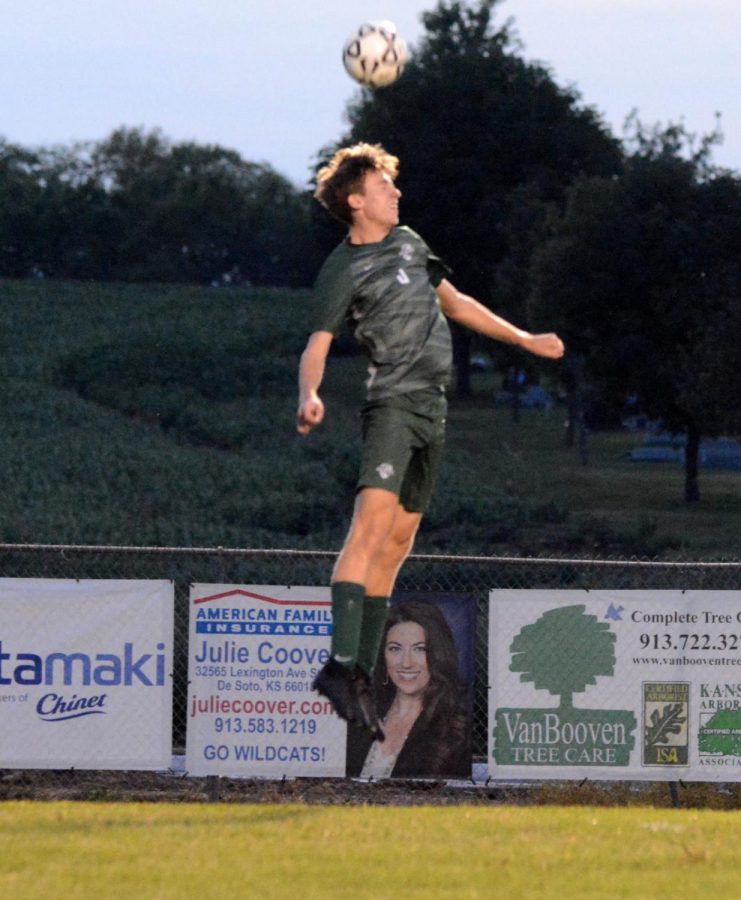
left=345, top=592, right=475, bottom=781
left=186, top=584, right=345, bottom=778
left=489, top=590, right=741, bottom=782
left=0, top=578, right=173, bottom=770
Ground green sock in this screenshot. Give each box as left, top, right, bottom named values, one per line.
left=356, top=595, right=390, bottom=677
left=330, top=581, right=365, bottom=669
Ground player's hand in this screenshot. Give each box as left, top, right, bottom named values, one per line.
left=297, top=396, right=325, bottom=434
left=522, top=333, right=565, bottom=359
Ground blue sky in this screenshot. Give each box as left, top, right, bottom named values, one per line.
left=2, top=0, right=738, bottom=186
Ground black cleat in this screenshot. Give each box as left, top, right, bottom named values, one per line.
left=312, top=658, right=360, bottom=724
left=313, top=660, right=385, bottom=740
left=353, top=672, right=385, bottom=742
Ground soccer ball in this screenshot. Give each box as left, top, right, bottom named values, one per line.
left=342, top=21, right=408, bottom=88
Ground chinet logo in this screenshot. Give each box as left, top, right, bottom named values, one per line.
left=36, top=691, right=109, bottom=722
left=0, top=641, right=167, bottom=687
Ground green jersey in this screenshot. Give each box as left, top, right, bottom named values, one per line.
left=311, top=226, right=453, bottom=401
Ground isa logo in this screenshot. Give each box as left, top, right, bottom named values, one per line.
left=642, top=682, right=689, bottom=766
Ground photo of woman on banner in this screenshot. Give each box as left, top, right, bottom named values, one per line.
left=345, top=598, right=472, bottom=779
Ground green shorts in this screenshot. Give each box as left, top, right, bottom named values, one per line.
left=357, top=390, right=447, bottom=513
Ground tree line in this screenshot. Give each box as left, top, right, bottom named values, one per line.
left=2, top=0, right=739, bottom=501
left=0, top=127, right=321, bottom=286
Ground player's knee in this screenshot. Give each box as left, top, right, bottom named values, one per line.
left=346, top=517, right=394, bottom=557
left=382, top=528, right=416, bottom=565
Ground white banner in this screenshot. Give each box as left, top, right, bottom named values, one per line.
left=186, top=584, right=345, bottom=778
left=0, top=579, right=173, bottom=769
left=489, top=590, right=741, bottom=782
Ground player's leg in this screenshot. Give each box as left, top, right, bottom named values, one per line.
left=314, top=403, right=414, bottom=734
left=313, top=487, right=400, bottom=736
left=364, top=503, right=422, bottom=598
left=331, top=487, right=403, bottom=587
left=327, top=402, right=415, bottom=670
left=314, top=399, right=444, bottom=736
left=354, top=502, right=421, bottom=686
left=355, top=402, right=445, bottom=678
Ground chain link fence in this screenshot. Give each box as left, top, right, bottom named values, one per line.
left=1, top=542, right=740, bottom=805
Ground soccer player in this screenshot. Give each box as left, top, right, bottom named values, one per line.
left=297, top=143, right=564, bottom=738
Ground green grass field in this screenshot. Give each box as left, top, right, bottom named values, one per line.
left=0, top=277, right=738, bottom=558
left=2, top=801, right=741, bottom=898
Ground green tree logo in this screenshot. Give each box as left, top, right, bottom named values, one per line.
left=509, top=605, right=616, bottom=709
left=494, top=604, right=636, bottom=768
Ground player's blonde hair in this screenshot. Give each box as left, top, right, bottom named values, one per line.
left=314, top=143, right=399, bottom=225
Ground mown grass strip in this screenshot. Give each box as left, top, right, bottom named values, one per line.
left=2, top=801, right=741, bottom=898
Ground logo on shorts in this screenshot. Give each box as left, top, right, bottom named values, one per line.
left=376, top=463, right=395, bottom=480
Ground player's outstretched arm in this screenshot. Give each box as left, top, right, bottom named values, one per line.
left=297, top=331, right=333, bottom=434
left=436, top=280, right=565, bottom=359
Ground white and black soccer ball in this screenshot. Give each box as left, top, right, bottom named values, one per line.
left=342, top=21, right=408, bottom=88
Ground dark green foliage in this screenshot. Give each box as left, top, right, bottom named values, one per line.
left=0, top=278, right=558, bottom=552
left=566, top=515, right=682, bottom=558
left=0, top=280, right=351, bottom=546
left=0, top=278, right=735, bottom=556
left=55, top=338, right=296, bottom=449
left=0, top=129, right=321, bottom=286
left=529, top=118, right=741, bottom=501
